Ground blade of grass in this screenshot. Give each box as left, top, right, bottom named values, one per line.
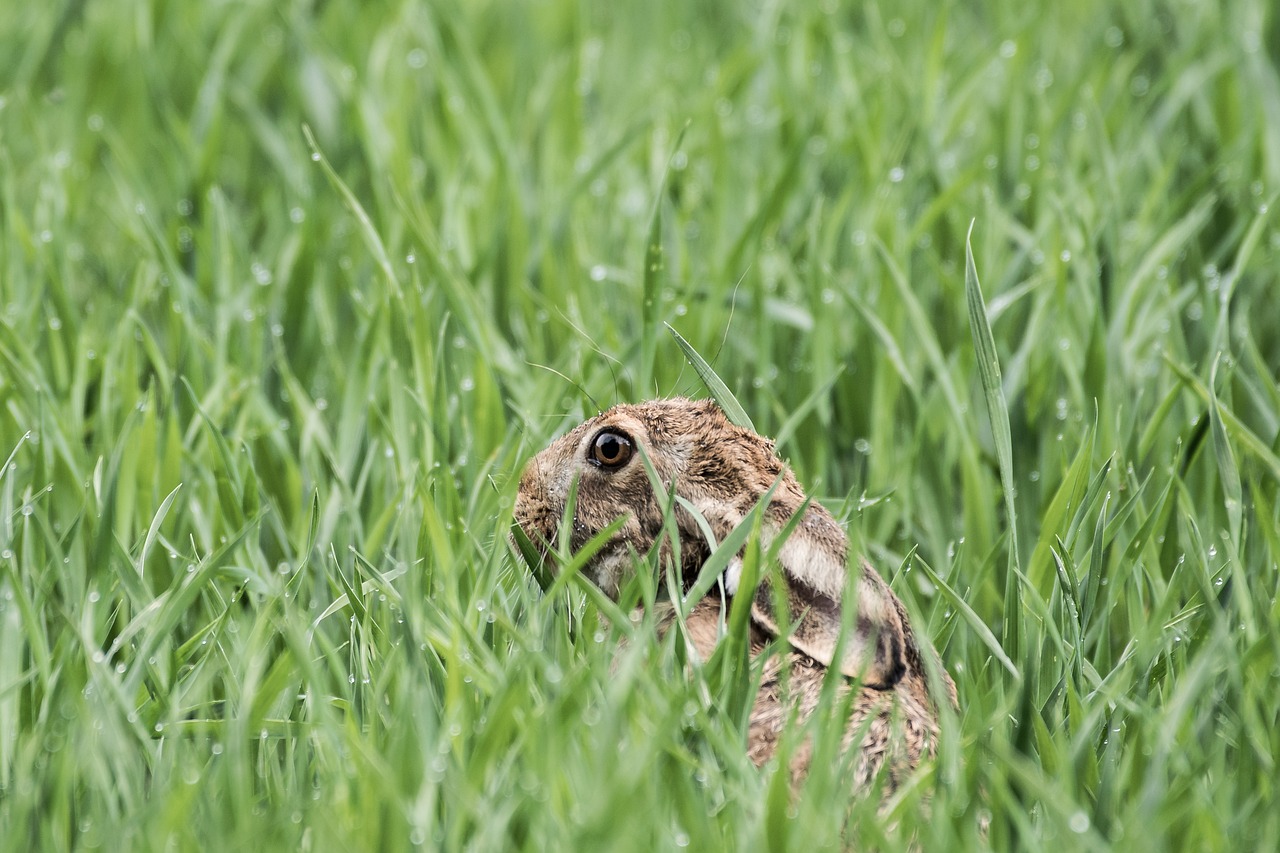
left=665, top=322, right=754, bottom=431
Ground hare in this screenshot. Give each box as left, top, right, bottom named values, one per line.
left=513, top=397, right=955, bottom=793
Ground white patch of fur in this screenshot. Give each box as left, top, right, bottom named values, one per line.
left=777, top=535, right=846, bottom=598
left=724, top=557, right=743, bottom=597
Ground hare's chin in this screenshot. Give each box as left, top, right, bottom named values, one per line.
left=583, top=541, right=638, bottom=598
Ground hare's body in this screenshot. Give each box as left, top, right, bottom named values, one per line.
left=668, top=595, right=942, bottom=788
left=514, top=397, right=953, bottom=792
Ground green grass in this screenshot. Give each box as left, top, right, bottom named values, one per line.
left=2, top=0, right=1280, bottom=848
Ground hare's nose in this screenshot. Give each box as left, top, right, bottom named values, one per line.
left=517, top=458, right=545, bottom=499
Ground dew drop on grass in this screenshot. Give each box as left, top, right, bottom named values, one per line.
left=888, top=166, right=905, bottom=183
left=311, top=152, right=321, bottom=162
left=1069, top=811, right=1091, bottom=833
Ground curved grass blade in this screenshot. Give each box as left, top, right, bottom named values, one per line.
left=665, top=322, right=754, bottom=432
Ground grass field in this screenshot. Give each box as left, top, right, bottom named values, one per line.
left=3, top=0, right=1280, bottom=849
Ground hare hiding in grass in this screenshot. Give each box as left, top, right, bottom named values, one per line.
left=513, top=397, right=954, bottom=792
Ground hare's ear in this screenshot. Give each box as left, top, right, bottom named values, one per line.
left=750, top=557, right=908, bottom=690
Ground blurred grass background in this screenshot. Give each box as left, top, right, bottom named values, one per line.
left=2, top=0, right=1279, bottom=848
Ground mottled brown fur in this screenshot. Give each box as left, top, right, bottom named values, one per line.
left=514, top=397, right=954, bottom=793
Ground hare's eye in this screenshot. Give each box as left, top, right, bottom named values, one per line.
left=589, top=430, right=633, bottom=470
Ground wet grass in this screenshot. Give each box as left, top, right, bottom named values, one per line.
left=2, top=0, right=1279, bottom=849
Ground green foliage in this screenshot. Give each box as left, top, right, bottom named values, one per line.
left=2, top=0, right=1279, bottom=848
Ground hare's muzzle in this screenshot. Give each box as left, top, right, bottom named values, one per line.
left=512, top=456, right=554, bottom=553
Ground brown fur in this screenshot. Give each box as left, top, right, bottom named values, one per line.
left=514, top=397, right=955, bottom=792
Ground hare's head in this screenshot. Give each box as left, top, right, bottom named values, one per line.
left=514, top=397, right=912, bottom=690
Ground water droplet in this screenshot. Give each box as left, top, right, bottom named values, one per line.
left=252, top=262, right=273, bottom=286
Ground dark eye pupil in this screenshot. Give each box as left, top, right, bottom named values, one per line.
left=591, top=431, right=631, bottom=468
